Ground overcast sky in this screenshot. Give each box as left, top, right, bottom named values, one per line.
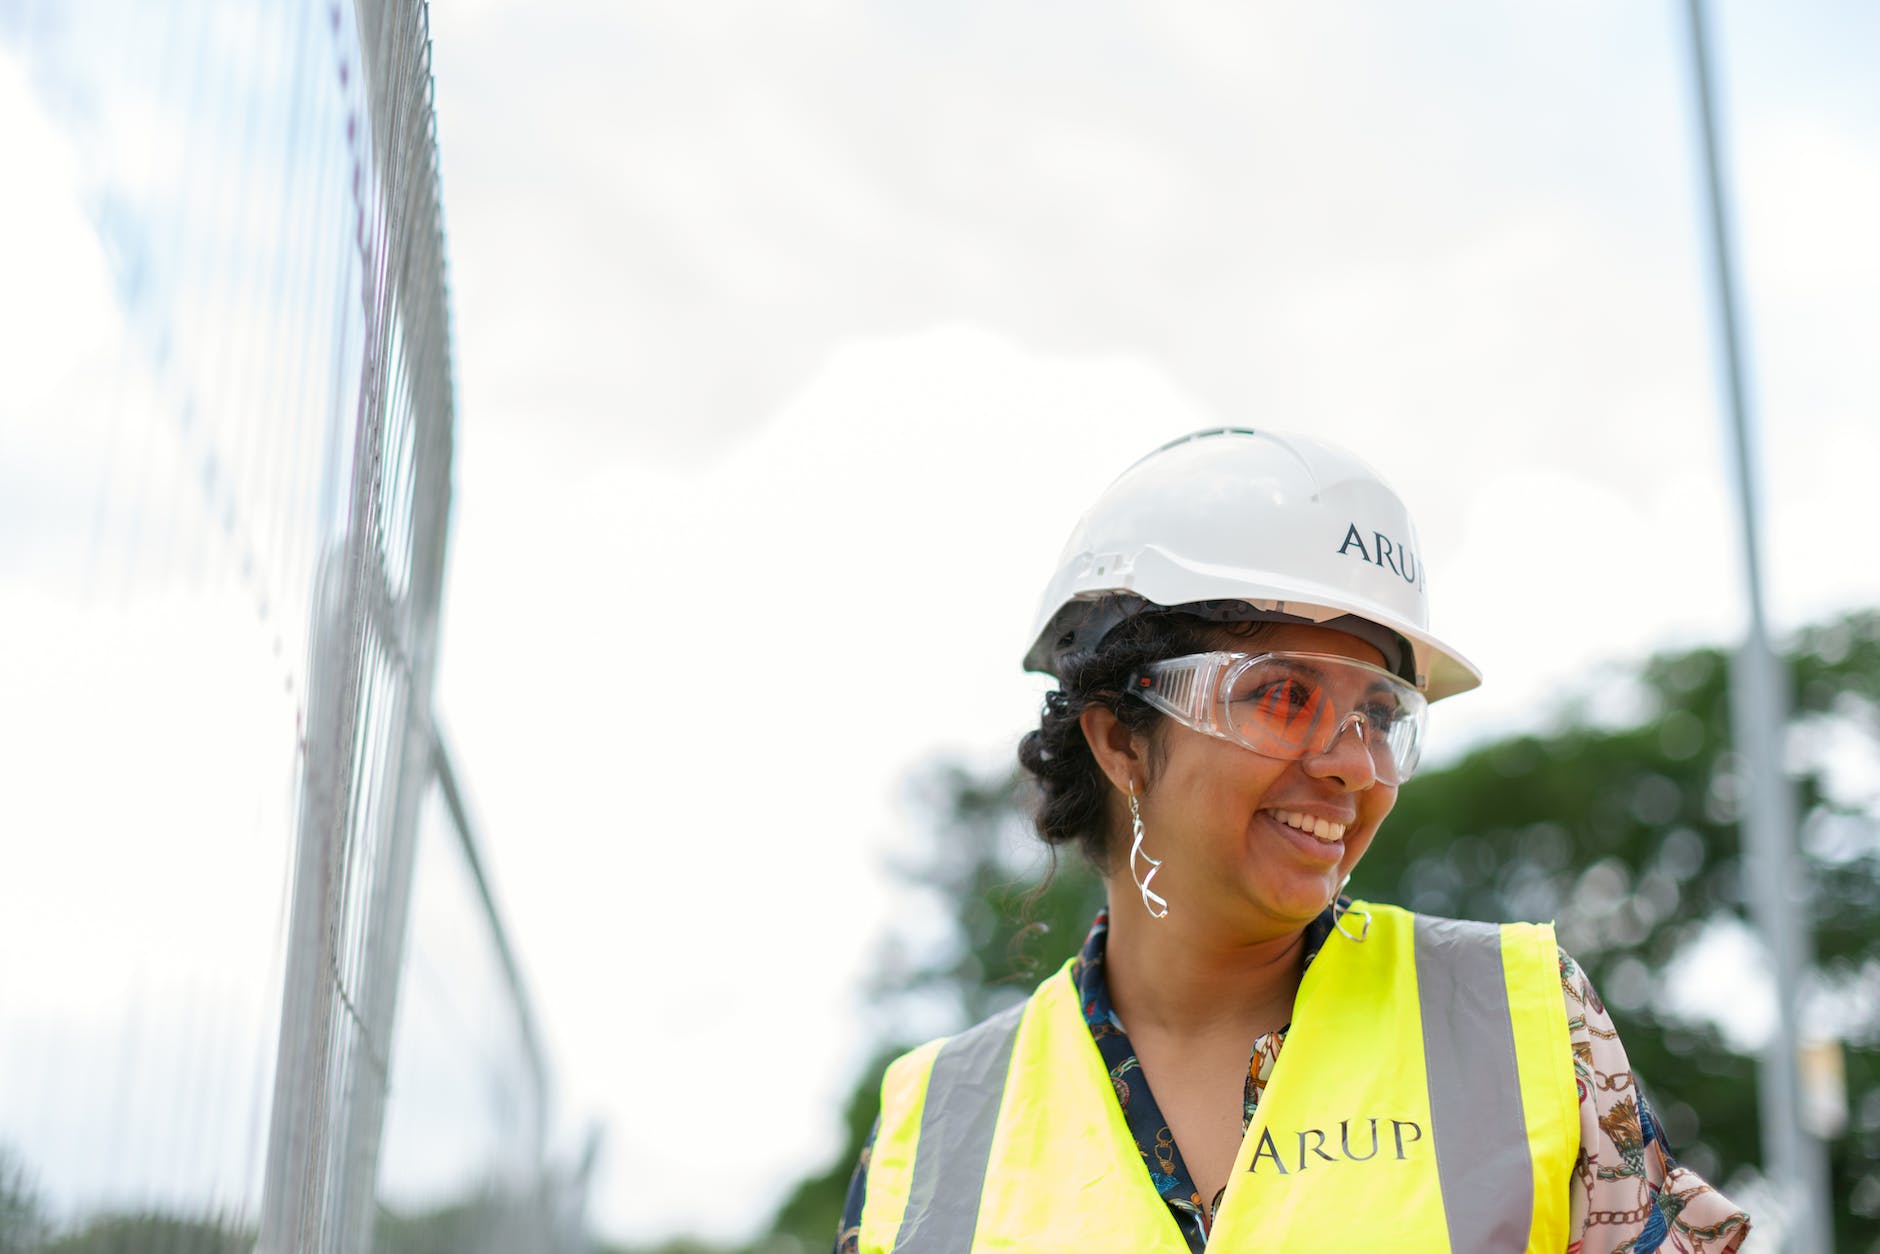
left=411, top=1, right=1880, bottom=1242
left=5, top=1, right=1878, bottom=1247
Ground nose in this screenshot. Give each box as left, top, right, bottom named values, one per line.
left=1302, top=712, right=1381, bottom=789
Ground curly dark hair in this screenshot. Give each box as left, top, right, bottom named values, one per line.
left=1017, top=611, right=1269, bottom=872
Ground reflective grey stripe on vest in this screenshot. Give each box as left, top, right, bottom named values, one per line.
left=891, top=999, right=1027, bottom=1254
left=1413, top=914, right=1533, bottom=1254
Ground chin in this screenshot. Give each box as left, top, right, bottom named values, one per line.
left=1255, top=891, right=1338, bottom=928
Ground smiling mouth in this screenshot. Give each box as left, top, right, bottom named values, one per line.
left=1270, top=809, right=1347, bottom=843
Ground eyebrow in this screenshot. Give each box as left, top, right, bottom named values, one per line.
left=1251, top=653, right=1328, bottom=679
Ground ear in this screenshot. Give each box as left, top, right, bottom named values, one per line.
left=1078, top=703, right=1145, bottom=796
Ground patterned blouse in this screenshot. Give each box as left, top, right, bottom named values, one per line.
left=835, top=908, right=1751, bottom=1254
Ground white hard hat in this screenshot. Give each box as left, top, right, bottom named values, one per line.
left=1023, top=428, right=1481, bottom=701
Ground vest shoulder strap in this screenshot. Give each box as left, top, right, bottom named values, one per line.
left=865, top=1000, right=1027, bottom=1253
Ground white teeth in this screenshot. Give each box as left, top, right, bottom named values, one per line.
left=1273, top=809, right=1346, bottom=843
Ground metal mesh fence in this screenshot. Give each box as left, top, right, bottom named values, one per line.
left=373, top=742, right=593, bottom=1254
left=0, top=3, right=581, bottom=1251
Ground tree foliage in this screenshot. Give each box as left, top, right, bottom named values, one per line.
left=0, top=1142, right=545, bottom=1254
left=0, top=1148, right=256, bottom=1254
left=38, top=1212, right=251, bottom=1254
left=743, top=610, right=1880, bottom=1254
left=0, top=1150, right=49, bottom=1254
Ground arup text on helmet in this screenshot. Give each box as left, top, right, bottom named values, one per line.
left=1337, top=523, right=1422, bottom=587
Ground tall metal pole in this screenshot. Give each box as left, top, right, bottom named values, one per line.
left=1681, top=2, right=1833, bottom=1248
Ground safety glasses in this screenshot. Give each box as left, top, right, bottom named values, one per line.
left=1128, top=651, right=1428, bottom=784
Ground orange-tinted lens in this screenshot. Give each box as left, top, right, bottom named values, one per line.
left=1228, top=670, right=1334, bottom=755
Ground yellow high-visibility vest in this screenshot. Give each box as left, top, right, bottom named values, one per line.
left=859, top=903, right=1577, bottom=1253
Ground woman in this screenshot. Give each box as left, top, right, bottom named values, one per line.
left=837, top=430, right=1749, bottom=1253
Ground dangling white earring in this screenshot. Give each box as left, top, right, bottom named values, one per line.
left=1331, top=872, right=1370, bottom=943
left=1127, top=780, right=1169, bottom=919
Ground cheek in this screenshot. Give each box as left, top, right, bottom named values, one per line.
left=1343, top=787, right=1399, bottom=865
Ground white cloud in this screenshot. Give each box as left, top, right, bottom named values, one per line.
left=0, top=51, right=115, bottom=414
left=0, top=589, right=300, bottom=1220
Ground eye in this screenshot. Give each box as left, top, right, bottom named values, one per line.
left=1359, top=699, right=1403, bottom=729
left=1246, top=678, right=1320, bottom=718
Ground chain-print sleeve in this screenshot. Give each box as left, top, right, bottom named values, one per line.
left=1561, top=950, right=1751, bottom=1254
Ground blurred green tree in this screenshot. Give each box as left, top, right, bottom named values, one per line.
left=39, top=1211, right=251, bottom=1254
left=374, top=1196, right=507, bottom=1254
left=753, top=610, right=1880, bottom=1253
left=0, top=1148, right=49, bottom=1254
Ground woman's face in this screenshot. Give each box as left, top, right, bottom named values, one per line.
left=1130, top=622, right=1401, bottom=940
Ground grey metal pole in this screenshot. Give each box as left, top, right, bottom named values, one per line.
left=1680, top=2, right=1834, bottom=1249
